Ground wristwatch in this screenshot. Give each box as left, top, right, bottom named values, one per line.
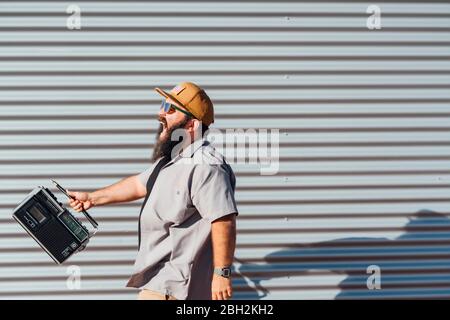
left=214, top=266, right=232, bottom=278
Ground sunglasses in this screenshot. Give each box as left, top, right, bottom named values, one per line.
left=161, top=100, right=194, bottom=117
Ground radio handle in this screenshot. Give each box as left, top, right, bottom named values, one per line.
left=51, top=180, right=99, bottom=229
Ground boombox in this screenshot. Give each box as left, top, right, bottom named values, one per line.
left=12, top=181, right=98, bottom=264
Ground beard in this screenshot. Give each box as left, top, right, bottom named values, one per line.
left=151, top=117, right=190, bottom=162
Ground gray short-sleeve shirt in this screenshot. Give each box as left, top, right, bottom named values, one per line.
left=126, top=139, right=238, bottom=300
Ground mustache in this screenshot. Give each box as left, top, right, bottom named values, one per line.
left=158, top=116, right=167, bottom=127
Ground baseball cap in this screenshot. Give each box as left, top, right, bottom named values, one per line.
left=155, top=82, right=214, bottom=126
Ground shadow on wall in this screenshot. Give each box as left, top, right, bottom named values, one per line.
left=234, top=210, right=450, bottom=299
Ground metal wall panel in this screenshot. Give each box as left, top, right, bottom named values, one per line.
left=1, top=1, right=450, bottom=299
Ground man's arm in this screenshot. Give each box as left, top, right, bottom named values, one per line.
left=211, top=213, right=237, bottom=300
left=68, top=175, right=147, bottom=212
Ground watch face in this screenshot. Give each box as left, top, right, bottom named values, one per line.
left=215, top=267, right=231, bottom=278
left=222, top=268, right=230, bottom=277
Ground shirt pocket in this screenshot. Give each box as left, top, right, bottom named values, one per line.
left=153, top=187, right=193, bottom=224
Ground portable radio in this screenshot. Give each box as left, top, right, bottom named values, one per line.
left=11, top=180, right=98, bottom=264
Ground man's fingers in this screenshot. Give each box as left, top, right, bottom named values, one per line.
left=69, top=199, right=79, bottom=207
left=67, top=191, right=86, bottom=201
left=226, top=288, right=233, bottom=299
left=66, top=192, right=90, bottom=213
left=68, top=192, right=78, bottom=206
left=67, top=191, right=76, bottom=198
left=212, top=291, right=224, bottom=300
left=222, top=291, right=231, bottom=300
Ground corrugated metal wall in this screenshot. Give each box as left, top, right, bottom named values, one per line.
left=1, top=1, right=450, bottom=299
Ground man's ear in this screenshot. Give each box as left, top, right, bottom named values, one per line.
left=188, top=118, right=200, bottom=131
left=189, top=119, right=203, bottom=139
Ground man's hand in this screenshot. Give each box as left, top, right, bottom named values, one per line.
left=212, top=274, right=232, bottom=300
left=67, top=191, right=94, bottom=212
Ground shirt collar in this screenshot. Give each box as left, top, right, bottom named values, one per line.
left=180, top=137, right=207, bottom=158
left=164, top=138, right=207, bottom=167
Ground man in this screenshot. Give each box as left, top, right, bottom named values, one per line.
left=67, top=82, right=238, bottom=300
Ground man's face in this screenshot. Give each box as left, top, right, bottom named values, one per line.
left=158, top=98, right=189, bottom=141
left=152, top=98, right=191, bottom=161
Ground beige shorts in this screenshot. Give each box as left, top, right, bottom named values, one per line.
left=138, top=289, right=177, bottom=300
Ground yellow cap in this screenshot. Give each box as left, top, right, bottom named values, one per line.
left=155, top=82, right=214, bottom=126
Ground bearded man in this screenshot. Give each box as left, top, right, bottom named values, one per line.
left=68, top=82, right=238, bottom=300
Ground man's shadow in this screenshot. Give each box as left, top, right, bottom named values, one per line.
left=234, top=210, right=450, bottom=299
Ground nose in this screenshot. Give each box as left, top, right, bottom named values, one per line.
left=158, top=107, right=166, bottom=118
